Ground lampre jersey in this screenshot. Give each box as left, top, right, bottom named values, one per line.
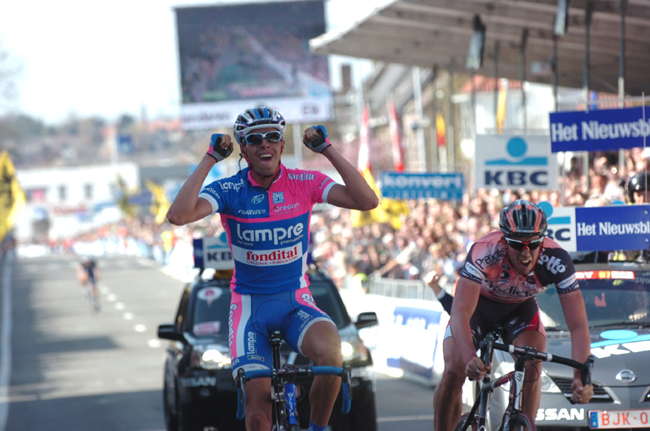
left=198, top=165, right=336, bottom=294
left=461, top=231, right=579, bottom=304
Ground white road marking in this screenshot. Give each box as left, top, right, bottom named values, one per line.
left=114, top=302, right=125, bottom=310
left=123, top=312, right=134, bottom=320
left=148, top=339, right=161, bottom=348
left=134, top=324, right=146, bottom=332
left=377, top=415, right=434, bottom=423
left=0, top=253, right=14, bottom=431
left=106, top=294, right=117, bottom=302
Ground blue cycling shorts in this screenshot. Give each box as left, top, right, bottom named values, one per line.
left=228, top=286, right=335, bottom=378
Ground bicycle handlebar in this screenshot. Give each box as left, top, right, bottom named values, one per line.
left=242, top=365, right=347, bottom=380
left=236, top=365, right=352, bottom=420
left=492, top=342, right=596, bottom=386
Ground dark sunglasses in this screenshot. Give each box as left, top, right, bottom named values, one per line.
left=505, top=237, right=543, bottom=251
left=244, top=131, right=283, bottom=145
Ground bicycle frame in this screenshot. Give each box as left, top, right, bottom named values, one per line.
left=235, top=331, right=352, bottom=430
left=457, top=328, right=595, bottom=431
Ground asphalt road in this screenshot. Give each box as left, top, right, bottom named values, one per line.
left=0, top=253, right=435, bottom=431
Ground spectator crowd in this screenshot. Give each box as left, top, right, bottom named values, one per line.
left=44, top=148, right=649, bottom=291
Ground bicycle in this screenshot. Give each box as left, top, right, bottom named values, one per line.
left=454, top=326, right=595, bottom=431
left=235, top=330, right=352, bottom=431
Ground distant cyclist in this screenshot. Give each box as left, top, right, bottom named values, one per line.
left=166, top=106, right=378, bottom=431
left=433, top=200, right=593, bottom=431
left=77, top=256, right=100, bottom=311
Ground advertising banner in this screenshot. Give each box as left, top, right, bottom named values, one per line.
left=193, top=233, right=234, bottom=270
left=475, top=135, right=558, bottom=191
left=380, top=172, right=464, bottom=200
left=175, top=1, right=332, bottom=130
left=549, top=106, right=650, bottom=152
left=539, top=202, right=650, bottom=252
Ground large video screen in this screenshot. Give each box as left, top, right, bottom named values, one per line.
left=175, top=1, right=332, bottom=130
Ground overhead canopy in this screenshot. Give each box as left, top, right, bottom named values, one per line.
left=311, top=0, right=650, bottom=96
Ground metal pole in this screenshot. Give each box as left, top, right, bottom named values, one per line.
left=583, top=2, right=594, bottom=195
left=449, top=59, right=456, bottom=172
left=552, top=35, right=559, bottom=112
left=520, top=29, right=529, bottom=132
left=619, top=0, right=628, bottom=174
left=583, top=2, right=594, bottom=107
left=551, top=36, right=564, bottom=205
left=413, top=67, right=427, bottom=172
left=494, top=41, right=500, bottom=131
left=431, top=65, right=439, bottom=172
left=471, top=70, right=476, bottom=135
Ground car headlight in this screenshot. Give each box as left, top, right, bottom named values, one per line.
left=493, top=362, right=561, bottom=394
left=341, top=340, right=369, bottom=362
left=191, top=344, right=232, bottom=370
left=540, top=369, right=562, bottom=393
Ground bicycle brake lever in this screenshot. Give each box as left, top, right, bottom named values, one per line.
left=569, top=355, right=596, bottom=405
left=582, top=354, right=595, bottom=386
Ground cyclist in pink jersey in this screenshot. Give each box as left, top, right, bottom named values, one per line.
left=167, top=106, right=378, bottom=431
left=433, top=200, right=594, bottom=431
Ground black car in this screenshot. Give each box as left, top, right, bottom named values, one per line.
left=158, top=267, right=379, bottom=431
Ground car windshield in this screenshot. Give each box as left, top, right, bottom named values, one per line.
left=537, top=271, right=650, bottom=330
left=190, top=279, right=349, bottom=337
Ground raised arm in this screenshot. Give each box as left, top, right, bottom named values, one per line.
left=303, top=126, right=378, bottom=211
left=167, top=134, right=233, bottom=225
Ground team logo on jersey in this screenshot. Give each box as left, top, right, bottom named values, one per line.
left=274, top=203, right=300, bottom=214
left=288, top=173, right=315, bottom=181
left=301, top=293, right=315, bottom=305
left=220, top=179, right=244, bottom=192
left=273, top=192, right=285, bottom=204
left=537, top=254, right=567, bottom=274
left=251, top=194, right=265, bottom=204
left=475, top=249, right=506, bottom=270
left=247, top=331, right=257, bottom=355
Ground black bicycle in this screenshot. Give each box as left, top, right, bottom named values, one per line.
left=235, top=330, right=352, bottom=431
left=454, top=326, right=595, bottom=431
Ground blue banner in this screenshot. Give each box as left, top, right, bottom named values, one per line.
left=549, top=106, right=650, bottom=152
left=575, top=205, right=650, bottom=252
left=381, top=172, right=464, bottom=200
left=539, top=202, right=650, bottom=252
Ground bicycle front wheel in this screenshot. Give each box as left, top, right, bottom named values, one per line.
left=505, top=412, right=536, bottom=431
left=453, top=413, right=478, bottom=431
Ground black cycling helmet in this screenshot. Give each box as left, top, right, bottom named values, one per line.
left=626, top=172, right=648, bottom=202
left=499, top=199, right=548, bottom=238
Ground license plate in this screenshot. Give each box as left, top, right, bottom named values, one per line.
left=590, top=410, right=650, bottom=429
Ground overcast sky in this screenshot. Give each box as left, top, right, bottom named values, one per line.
left=0, top=0, right=388, bottom=124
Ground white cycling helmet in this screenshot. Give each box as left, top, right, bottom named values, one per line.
left=233, top=106, right=286, bottom=145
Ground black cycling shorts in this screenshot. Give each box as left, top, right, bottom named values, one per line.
left=445, top=295, right=545, bottom=349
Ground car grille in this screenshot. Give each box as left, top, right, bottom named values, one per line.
left=551, top=377, right=613, bottom=403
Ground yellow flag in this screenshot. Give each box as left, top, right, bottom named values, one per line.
left=351, top=168, right=409, bottom=230
left=351, top=105, right=409, bottom=229
left=0, top=151, right=26, bottom=242
left=116, top=173, right=138, bottom=218
left=145, top=180, right=170, bottom=224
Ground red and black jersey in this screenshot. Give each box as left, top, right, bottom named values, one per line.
left=460, top=231, right=579, bottom=304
